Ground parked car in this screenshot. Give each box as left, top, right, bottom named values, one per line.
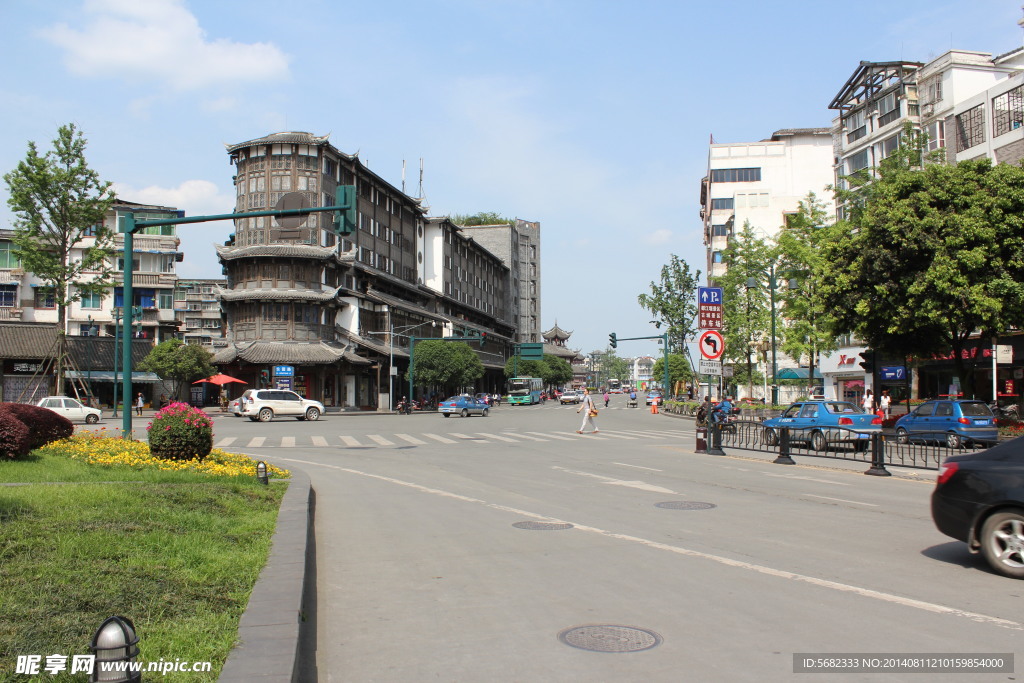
left=240, top=389, right=324, bottom=422
left=228, top=398, right=243, bottom=417
left=559, top=391, right=582, bottom=405
left=36, top=396, right=102, bottom=424
left=762, top=401, right=882, bottom=451
left=895, top=399, right=997, bottom=449
left=645, top=391, right=663, bottom=406
left=439, top=395, right=489, bottom=417
left=931, top=437, right=1024, bottom=579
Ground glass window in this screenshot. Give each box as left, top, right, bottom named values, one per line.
left=34, top=288, right=55, bottom=309
left=711, top=198, right=734, bottom=210
left=993, top=85, right=1024, bottom=137
left=0, top=242, right=20, bottom=268
left=934, top=403, right=953, bottom=417
left=80, top=290, right=103, bottom=309
left=799, top=404, right=819, bottom=418
left=914, top=402, right=936, bottom=417
left=711, top=224, right=729, bottom=237
left=0, top=284, right=16, bottom=307
left=955, top=104, right=986, bottom=152
left=710, top=168, right=761, bottom=183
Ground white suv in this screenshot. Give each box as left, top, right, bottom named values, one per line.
left=240, top=389, right=324, bottom=422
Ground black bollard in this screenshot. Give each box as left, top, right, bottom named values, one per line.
left=774, top=427, right=796, bottom=465
left=707, top=421, right=726, bottom=456
left=865, top=433, right=891, bottom=476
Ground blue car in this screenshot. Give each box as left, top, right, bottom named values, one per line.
left=895, top=399, right=997, bottom=448
left=439, top=395, right=490, bottom=418
left=762, top=401, right=882, bottom=451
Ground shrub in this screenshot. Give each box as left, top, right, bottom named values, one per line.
left=0, top=407, right=32, bottom=459
left=147, top=402, right=213, bottom=461
left=0, top=402, right=74, bottom=450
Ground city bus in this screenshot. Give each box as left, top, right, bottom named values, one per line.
left=507, top=377, right=543, bottom=405
left=607, top=378, right=622, bottom=393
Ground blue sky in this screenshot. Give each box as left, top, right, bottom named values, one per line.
left=1, top=0, right=1021, bottom=358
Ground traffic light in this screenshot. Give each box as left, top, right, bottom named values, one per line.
left=331, top=185, right=357, bottom=236
left=609, top=332, right=617, bottom=349
left=479, top=331, right=487, bottom=348
left=859, top=351, right=874, bottom=373
left=260, top=369, right=270, bottom=386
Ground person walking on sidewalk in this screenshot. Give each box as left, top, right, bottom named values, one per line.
left=576, top=388, right=599, bottom=434
left=135, top=392, right=145, bottom=416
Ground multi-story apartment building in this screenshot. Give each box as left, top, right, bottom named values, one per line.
left=700, top=129, right=834, bottom=281
left=458, top=219, right=541, bottom=344
left=174, top=279, right=227, bottom=348
left=215, top=131, right=516, bottom=409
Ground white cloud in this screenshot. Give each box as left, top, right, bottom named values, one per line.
left=643, top=229, right=673, bottom=245
left=41, top=0, right=290, bottom=91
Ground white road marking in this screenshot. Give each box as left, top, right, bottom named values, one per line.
left=282, top=436, right=295, bottom=448
left=596, top=432, right=639, bottom=440
left=764, top=472, right=850, bottom=486
left=613, top=430, right=667, bottom=439
left=514, top=432, right=552, bottom=441
left=475, top=433, right=520, bottom=442
left=339, top=435, right=363, bottom=447
left=395, top=433, right=427, bottom=445
left=247, top=437, right=266, bottom=448
left=311, top=436, right=328, bottom=448
left=613, top=462, right=663, bottom=472
left=275, top=457, right=1024, bottom=633
left=422, top=433, right=457, bottom=444
left=451, top=433, right=487, bottom=441
left=368, top=434, right=395, bottom=446
left=805, top=494, right=878, bottom=507
left=552, top=466, right=678, bottom=493
left=215, top=437, right=236, bottom=447
left=525, top=431, right=573, bottom=441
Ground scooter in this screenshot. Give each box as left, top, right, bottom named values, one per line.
left=396, top=399, right=413, bottom=415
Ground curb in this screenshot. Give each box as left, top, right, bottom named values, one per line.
left=219, top=467, right=312, bottom=682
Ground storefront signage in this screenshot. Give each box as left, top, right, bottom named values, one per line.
left=273, top=365, right=295, bottom=377
left=880, top=366, right=906, bottom=381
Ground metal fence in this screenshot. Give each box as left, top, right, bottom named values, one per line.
left=700, top=419, right=989, bottom=475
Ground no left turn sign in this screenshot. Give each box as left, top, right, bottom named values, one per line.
left=699, top=330, right=725, bottom=360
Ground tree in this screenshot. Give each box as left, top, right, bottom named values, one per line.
left=449, top=211, right=514, bottom=226
left=138, top=339, right=215, bottom=400
left=541, top=354, right=573, bottom=387
left=819, top=139, right=1024, bottom=396
left=637, top=253, right=702, bottom=357
left=413, top=341, right=484, bottom=394
left=4, top=124, right=118, bottom=394
left=775, top=192, right=839, bottom=396
left=503, top=354, right=574, bottom=388
left=651, top=353, right=692, bottom=392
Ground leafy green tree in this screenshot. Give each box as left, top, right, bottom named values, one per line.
left=651, top=353, right=692, bottom=392
left=718, top=221, right=773, bottom=397
left=775, top=192, right=839, bottom=395
left=637, top=254, right=702, bottom=354
left=504, top=357, right=545, bottom=379
left=413, top=340, right=484, bottom=394
left=819, top=136, right=1024, bottom=395
left=138, top=339, right=215, bottom=400
left=450, top=211, right=514, bottom=226
left=541, top=355, right=573, bottom=387
left=4, top=124, right=118, bottom=393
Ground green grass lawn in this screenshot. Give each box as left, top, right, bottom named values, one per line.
left=0, top=452, right=287, bottom=682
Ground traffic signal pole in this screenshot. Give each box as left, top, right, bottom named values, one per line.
left=609, top=332, right=670, bottom=395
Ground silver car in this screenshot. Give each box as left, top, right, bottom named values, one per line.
left=240, top=389, right=324, bottom=422
left=36, top=396, right=102, bottom=424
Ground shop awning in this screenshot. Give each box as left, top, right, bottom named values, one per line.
left=65, top=371, right=164, bottom=383
left=776, top=368, right=823, bottom=379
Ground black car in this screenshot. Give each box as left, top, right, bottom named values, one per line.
left=931, top=437, right=1024, bottom=579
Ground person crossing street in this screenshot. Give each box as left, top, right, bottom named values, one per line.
left=576, top=388, right=599, bottom=434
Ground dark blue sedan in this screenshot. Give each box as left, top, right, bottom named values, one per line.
left=439, top=395, right=490, bottom=418
left=895, top=399, right=997, bottom=448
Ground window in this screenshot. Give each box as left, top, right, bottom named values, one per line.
left=712, top=251, right=723, bottom=263
left=955, top=104, right=986, bottom=152
left=846, top=109, right=867, bottom=142
left=114, top=287, right=155, bottom=308
left=79, top=290, right=103, bottom=309
left=711, top=224, right=729, bottom=237
left=924, top=76, right=943, bottom=104
left=926, top=120, right=945, bottom=151
left=711, top=198, right=734, bottom=210
left=710, top=168, right=761, bottom=183
left=159, top=291, right=174, bottom=309
left=993, top=85, right=1024, bottom=137
left=878, top=92, right=902, bottom=127
left=0, top=284, right=16, bottom=307
left=846, top=149, right=870, bottom=174
left=34, top=288, right=55, bottom=309
left=0, top=242, right=20, bottom=268
left=880, top=134, right=900, bottom=159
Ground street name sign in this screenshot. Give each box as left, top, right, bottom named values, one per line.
left=698, top=329, right=725, bottom=360
left=699, top=359, right=722, bottom=376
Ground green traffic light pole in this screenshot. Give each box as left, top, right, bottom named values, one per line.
left=407, top=334, right=485, bottom=404
left=609, top=332, right=670, bottom=396
left=117, top=188, right=355, bottom=438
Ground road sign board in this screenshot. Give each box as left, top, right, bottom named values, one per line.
left=274, top=365, right=295, bottom=377
left=698, top=329, right=725, bottom=360
left=519, top=343, right=544, bottom=360
left=996, top=344, right=1013, bottom=364
left=699, top=304, right=723, bottom=330
left=698, top=287, right=723, bottom=305
left=880, top=366, right=906, bottom=381
left=699, top=359, right=722, bottom=376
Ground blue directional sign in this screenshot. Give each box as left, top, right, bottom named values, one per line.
left=880, top=366, right=906, bottom=381
left=698, top=287, right=723, bottom=305
left=273, top=365, right=295, bottom=377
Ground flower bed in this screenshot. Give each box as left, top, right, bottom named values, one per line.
left=35, top=432, right=290, bottom=478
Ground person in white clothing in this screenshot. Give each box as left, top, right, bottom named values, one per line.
left=862, top=388, right=874, bottom=413
left=576, top=388, right=599, bottom=434
left=879, top=389, right=891, bottom=418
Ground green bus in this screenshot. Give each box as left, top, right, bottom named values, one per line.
left=507, top=377, right=543, bottom=405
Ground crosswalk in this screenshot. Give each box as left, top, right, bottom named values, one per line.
left=214, top=428, right=691, bottom=450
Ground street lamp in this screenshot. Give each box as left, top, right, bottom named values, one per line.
left=746, top=263, right=779, bottom=405
left=368, top=310, right=437, bottom=411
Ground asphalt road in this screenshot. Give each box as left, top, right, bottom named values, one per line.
left=206, top=400, right=1021, bottom=682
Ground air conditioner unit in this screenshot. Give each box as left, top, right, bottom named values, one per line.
left=922, top=103, right=934, bottom=117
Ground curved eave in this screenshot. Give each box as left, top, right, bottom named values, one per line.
left=217, top=286, right=344, bottom=302
left=216, top=243, right=338, bottom=261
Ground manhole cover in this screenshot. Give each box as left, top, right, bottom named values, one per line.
left=558, top=625, right=663, bottom=653
left=655, top=501, right=717, bottom=510
left=512, top=521, right=573, bottom=530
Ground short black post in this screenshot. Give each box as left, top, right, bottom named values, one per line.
left=774, top=427, right=796, bottom=465
left=707, top=421, right=726, bottom=455
left=865, top=433, right=891, bottom=476
left=695, top=425, right=707, bottom=454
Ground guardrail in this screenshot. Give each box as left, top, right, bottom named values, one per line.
left=700, top=419, right=989, bottom=474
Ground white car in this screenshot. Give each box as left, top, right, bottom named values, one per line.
left=36, top=396, right=102, bottom=424
left=240, top=389, right=324, bottom=422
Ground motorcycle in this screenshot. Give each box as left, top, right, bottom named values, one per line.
left=396, top=399, right=413, bottom=415
left=989, top=402, right=1020, bottom=420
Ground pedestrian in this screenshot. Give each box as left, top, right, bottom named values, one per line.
left=862, top=388, right=874, bottom=413
left=158, top=393, right=167, bottom=409
left=603, top=390, right=610, bottom=408
left=135, top=392, right=144, bottom=416
left=879, top=389, right=891, bottom=418
left=576, top=388, right=599, bottom=434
